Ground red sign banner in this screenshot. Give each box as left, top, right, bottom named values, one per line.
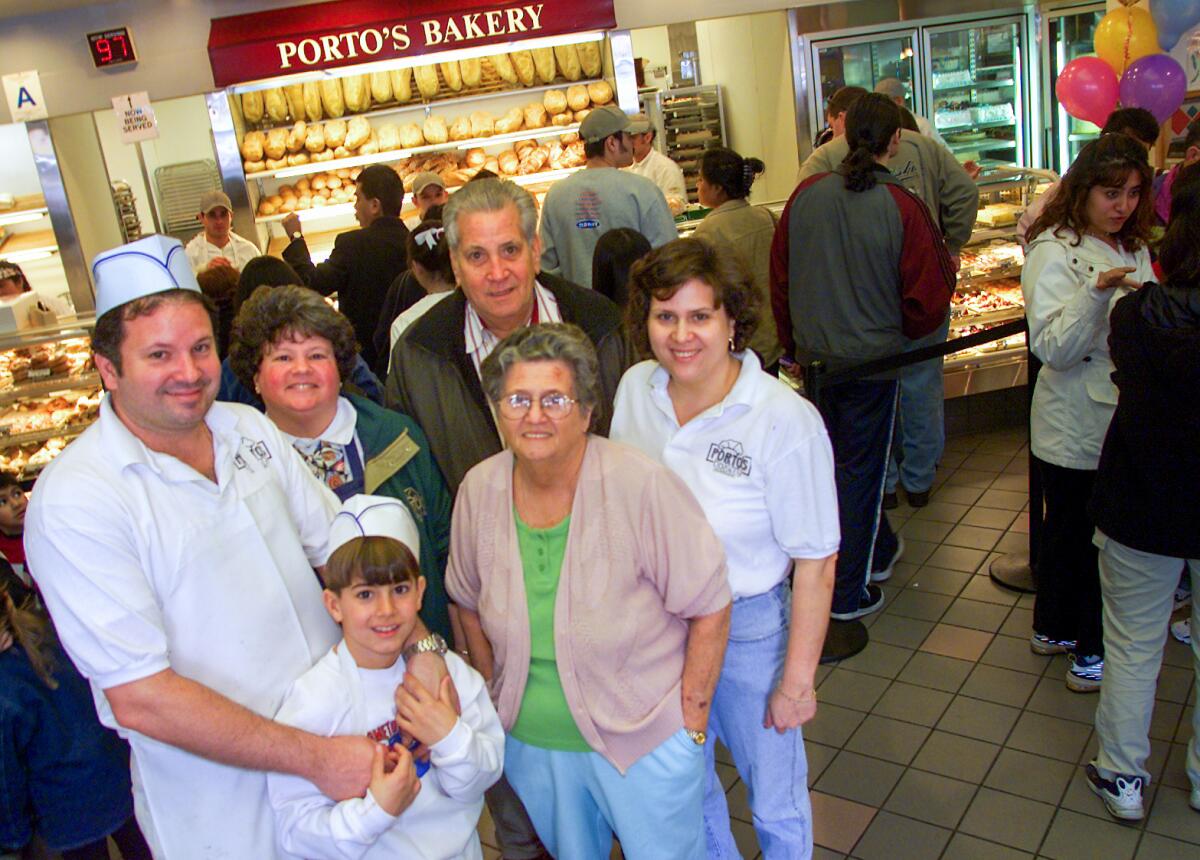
left=208, top=0, right=616, bottom=87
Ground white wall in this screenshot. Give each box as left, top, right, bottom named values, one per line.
left=695, top=12, right=799, bottom=203
left=630, top=26, right=674, bottom=88
left=0, top=124, right=41, bottom=195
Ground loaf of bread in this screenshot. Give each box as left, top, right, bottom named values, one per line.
left=470, top=111, right=494, bottom=138
left=391, top=68, right=413, bottom=102
left=241, top=91, right=264, bottom=124
left=423, top=115, right=449, bottom=144
left=311, top=149, right=334, bottom=162
left=484, top=156, right=500, bottom=174
left=264, top=128, right=288, bottom=160
left=495, top=107, right=524, bottom=134
left=344, top=116, right=371, bottom=150
left=523, top=102, right=548, bottom=128
left=320, top=79, right=345, bottom=117
left=266, top=157, right=289, bottom=171
left=343, top=75, right=370, bottom=112
left=285, top=121, right=307, bottom=153
left=543, top=89, right=568, bottom=115
left=370, top=72, right=393, bottom=105
left=257, top=197, right=278, bottom=216
left=244, top=159, right=266, bottom=174
left=303, top=83, right=323, bottom=121
left=578, top=42, right=603, bottom=78
left=323, top=119, right=347, bottom=148
left=333, top=145, right=351, bottom=159
left=440, top=62, right=463, bottom=91
left=449, top=115, right=472, bottom=141
left=378, top=124, right=400, bottom=151
left=511, top=50, right=536, bottom=86
left=415, top=65, right=440, bottom=99
left=264, top=88, right=289, bottom=122
left=304, top=124, right=326, bottom=153
left=573, top=108, right=591, bottom=123
left=552, top=112, right=573, bottom=127
left=358, top=138, right=379, bottom=155
left=460, top=58, right=482, bottom=88
left=399, top=123, right=424, bottom=148
left=241, top=130, right=266, bottom=162
left=465, top=147, right=487, bottom=167
left=559, top=132, right=579, bottom=145
left=490, top=54, right=518, bottom=84
left=284, top=85, right=306, bottom=121
left=286, top=152, right=309, bottom=167
left=567, top=85, right=590, bottom=112
left=498, top=150, right=519, bottom=175
left=518, top=146, right=549, bottom=174
left=587, top=81, right=613, bottom=105
left=532, top=48, right=556, bottom=84
left=554, top=45, right=582, bottom=81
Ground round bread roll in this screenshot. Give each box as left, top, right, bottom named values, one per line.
left=335, top=169, right=351, bottom=180
left=415, top=65, right=440, bottom=99
left=302, top=82, right=323, bottom=122
left=573, top=108, right=591, bottom=123
left=240, top=131, right=266, bottom=162
left=324, top=119, right=347, bottom=149
left=319, top=79, right=345, bottom=117
left=370, top=72, right=392, bottom=105
left=554, top=45, right=582, bottom=81
left=532, top=48, right=556, bottom=84
left=333, top=146, right=351, bottom=159
left=460, top=58, right=482, bottom=89
left=244, top=159, right=266, bottom=174
left=267, top=194, right=284, bottom=209
left=587, top=80, right=613, bottom=105
left=551, top=112, right=573, bottom=127
left=523, top=103, right=548, bottom=128
left=578, top=42, right=603, bottom=78
left=311, top=195, right=328, bottom=206
left=449, top=115, right=472, bottom=141
left=286, top=153, right=310, bottom=167
left=440, top=62, right=463, bottom=91
left=266, top=157, right=289, bottom=171
left=296, top=177, right=312, bottom=193
left=391, top=68, right=413, bottom=103
left=241, top=91, right=264, bottom=124
left=278, top=185, right=295, bottom=198
left=297, top=194, right=312, bottom=209
left=278, top=197, right=298, bottom=213
left=566, top=85, right=590, bottom=112
left=358, top=139, right=379, bottom=155
left=495, top=106, right=524, bottom=134
left=559, top=132, right=580, bottom=145
left=423, top=115, right=449, bottom=145
left=264, top=88, right=289, bottom=122
left=511, top=50, right=536, bottom=86
left=257, top=198, right=277, bottom=216
left=264, top=128, right=288, bottom=160
left=489, top=54, right=518, bottom=84
left=326, top=175, right=342, bottom=189
left=465, top=148, right=487, bottom=168
left=311, top=175, right=327, bottom=191
left=399, top=123, right=424, bottom=148
left=543, top=89, right=568, bottom=115
left=312, top=149, right=335, bottom=162
left=284, top=85, right=306, bottom=120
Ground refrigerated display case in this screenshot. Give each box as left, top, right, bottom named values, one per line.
left=924, top=16, right=1029, bottom=175
left=807, top=29, right=922, bottom=137
left=1042, top=3, right=1105, bottom=174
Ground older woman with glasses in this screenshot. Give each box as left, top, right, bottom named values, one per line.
left=447, top=322, right=731, bottom=860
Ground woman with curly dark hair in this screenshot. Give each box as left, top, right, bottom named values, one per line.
left=613, top=237, right=839, bottom=858
left=228, top=285, right=453, bottom=640
left=1022, top=133, right=1156, bottom=693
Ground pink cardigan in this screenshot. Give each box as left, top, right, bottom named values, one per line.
left=446, top=435, right=730, bottom=774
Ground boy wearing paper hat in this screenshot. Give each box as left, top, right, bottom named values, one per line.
left=269, top=494, right=503, bottom=860
left=23, top=235, right=450, bottom=859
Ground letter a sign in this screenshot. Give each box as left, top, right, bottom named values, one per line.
left=2, top=70, right=49, bottom=121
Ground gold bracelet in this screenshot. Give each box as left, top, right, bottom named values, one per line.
left=776, top=686, right=817, bottom=705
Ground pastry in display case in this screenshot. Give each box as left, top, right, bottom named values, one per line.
left=0, top=325, right=99, bottom=480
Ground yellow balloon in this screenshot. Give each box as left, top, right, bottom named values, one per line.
left=1094, top=5, right=1160, bottom=75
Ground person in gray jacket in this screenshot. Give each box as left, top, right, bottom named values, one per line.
left=799, top=122, right=978, bottom=507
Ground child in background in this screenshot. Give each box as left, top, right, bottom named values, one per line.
left=0, top=472, right=29, bottom=580
left=0, top=561, right=151, bottom=859
left=268, top=495, right=503, bottom=860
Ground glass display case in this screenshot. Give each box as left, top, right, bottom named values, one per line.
left=809, top=29, right=921, bottom=132
left=924, top=16, right=1029, bottom=174
left=1043, top=4, right=1105, bottom=174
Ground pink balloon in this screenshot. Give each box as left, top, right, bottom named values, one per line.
left=1120, top=54, right=1188, bottom=122
left=1057, top=57, right=1120, bottom=126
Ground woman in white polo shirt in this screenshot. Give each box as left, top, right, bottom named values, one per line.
left=611, top=237, right=839, bottom=859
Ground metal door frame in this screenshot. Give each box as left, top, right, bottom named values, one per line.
left=1039, top=1, right=1106, bottom=173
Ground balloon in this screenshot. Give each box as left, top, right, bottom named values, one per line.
left=1094, top=6, right=1160, bottom=75
left=1120, top=54, right=1188, bottom=122
left=1150, top=0, right=1200, bottom=52
left=1058, top=57, right=1121, bottom=127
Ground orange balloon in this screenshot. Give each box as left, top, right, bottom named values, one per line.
left=1094, top=6, right=1161, bottom=75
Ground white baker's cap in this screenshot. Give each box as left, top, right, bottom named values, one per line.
left=91, top=235, right=202, bottom=319
left=328, top=494, right=421, bottom=560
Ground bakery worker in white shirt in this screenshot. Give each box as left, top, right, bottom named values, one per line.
left=185, top=190, right=260, bottom=274
left=23, top=234, right=450, bottom=860
left=626, top=114, right=688, bottom=215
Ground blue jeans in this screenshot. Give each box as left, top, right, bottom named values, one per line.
left=703, top=582, right=812, bottom=859
left=505, top=731, right=706, bottom=860
left=886, top=317, right=949, bottom=494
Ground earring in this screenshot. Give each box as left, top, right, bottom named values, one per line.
left=728, top=335, right=735, bottom=352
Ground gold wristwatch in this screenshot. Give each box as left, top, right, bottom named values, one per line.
left=402, top=632, right=448, bottom=662
left=684, top=728, right=706, bottom=745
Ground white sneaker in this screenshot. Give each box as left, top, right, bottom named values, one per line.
left=1171, top=618, right=1191, bottom=646
left=870, top=535, right=905, bottom=583
left=1086, top=762, right=1144, bottom=821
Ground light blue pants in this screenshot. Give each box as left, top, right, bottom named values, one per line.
left=703, top=582, right=813, bottom=860
left=886, top=317, right=949, bottom=495
left=505, top=730, right=706, bottom=860
left=1094, top=531, right=1200, bottom=787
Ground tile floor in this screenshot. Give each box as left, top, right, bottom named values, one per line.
left=477, top=425, right=1200, bottom=860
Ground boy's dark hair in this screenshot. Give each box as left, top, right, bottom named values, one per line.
left=1101, top=108, right=1160, bottom=148
left=324, top=536, right=420, bottom=592
left=0, top=472, right=21, bottom=492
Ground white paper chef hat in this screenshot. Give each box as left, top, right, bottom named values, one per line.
left=328, top=494, right=421, bottom=560
left=91, top=234, right=202, bottom=319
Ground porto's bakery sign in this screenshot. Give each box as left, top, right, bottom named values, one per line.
left=208, top=0, right=616, bottom=87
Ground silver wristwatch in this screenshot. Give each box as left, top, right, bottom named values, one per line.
left=402, top=632, right=448, bottom=662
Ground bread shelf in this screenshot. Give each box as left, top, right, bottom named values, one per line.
left=0, top=419, right=90, bottom=449
left=0, top=371, right=99, bottom=407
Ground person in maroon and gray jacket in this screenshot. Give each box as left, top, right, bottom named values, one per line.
left=769, top=92, right=956, bottom=622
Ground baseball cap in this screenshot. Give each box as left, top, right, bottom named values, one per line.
left=627, top=113, right=652, bottom=135
left=579, top=105, right=631, bottom=143
left=199, top=190, right=233, bottom=215
left=411, top=172, right=447, bottom=196
left=328, top=494, right=421, bottom=559
left=91, top=235, right=202, bottom=319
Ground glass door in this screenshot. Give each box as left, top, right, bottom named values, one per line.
left=923, top=17, right=1028, bottom=173
left=809, top=29, right=921, bottom=141
left=1044, top=5, right=1105, bottom=174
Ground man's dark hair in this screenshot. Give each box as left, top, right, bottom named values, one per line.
left=92, top=290, right=218, bottom=376
left=584, top=135, right=616, bottom=160
left=1101, top=108, right=1160, bottom=148
left=355, top=165, right=404, bottom=217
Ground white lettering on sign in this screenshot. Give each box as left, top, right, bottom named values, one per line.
left=275, top=4, right=545, bottom=68
left=111, top=92, right=159, bottom=143
left=3, top=70, right=49, bottom=121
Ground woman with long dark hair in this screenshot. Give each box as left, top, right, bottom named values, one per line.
left=770, top=93, right=956, bottom=622
left=1022, top=133, right=1156, bottom=692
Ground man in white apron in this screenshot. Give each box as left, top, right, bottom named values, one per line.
left=24, top=235, right=444, bottom=859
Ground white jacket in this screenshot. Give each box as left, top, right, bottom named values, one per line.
left=1022, top=230, right=1154, bottom=470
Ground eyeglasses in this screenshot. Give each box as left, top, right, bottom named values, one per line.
left=497, top=392, right=577, bottom=420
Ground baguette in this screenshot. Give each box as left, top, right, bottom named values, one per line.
left=532, top=48, right=556, bottom=84
left=415, top=65, right=440, bottom=99
left=302, top=82, right=324, bottom=122
left=391, top=67, right=413, bottom=102
left=490, top=54, right=518, bottom=84
left=244, top=159, right=266, bottom=174
left=284, top=85, right=306, bottom=120
left=554, top=45, right=583, bottom=81
left=264, top=88, right=289, bottom=122
left=344, top=116, right=371, bottom=150
left=286, top=152, right=310, bottom=167
left=319, top=79, right=345, bottom=117
left=578, top=42, right=603, bottom=78
left=323, top=119, right=347, bottom=149
left=241, top=91, right=264, bottom=124
left=266, top=157, right=289, bottom=171
left=370, top=72, right=393, bottom=105
left=342, top=75, right=370, bottom=113
left=460, top=58, right=482, bottom=89
left=511, top=50, right=536, bottom=86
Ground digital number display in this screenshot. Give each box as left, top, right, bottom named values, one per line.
left=87, top=28, right=137, bottom=69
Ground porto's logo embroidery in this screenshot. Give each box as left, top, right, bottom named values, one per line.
left=403, top=486, right=427, bottom=520
left=234, top=437, right=273, bottom=471
left=707, top=440, right=751, bottom=478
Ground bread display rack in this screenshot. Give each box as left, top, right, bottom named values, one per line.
left=639, top=85, right=727, bottom=205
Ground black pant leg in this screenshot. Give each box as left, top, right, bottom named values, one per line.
left=485, top=774, right=551, bottom=859
left=1033, top=459, right=1101, bottom=654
